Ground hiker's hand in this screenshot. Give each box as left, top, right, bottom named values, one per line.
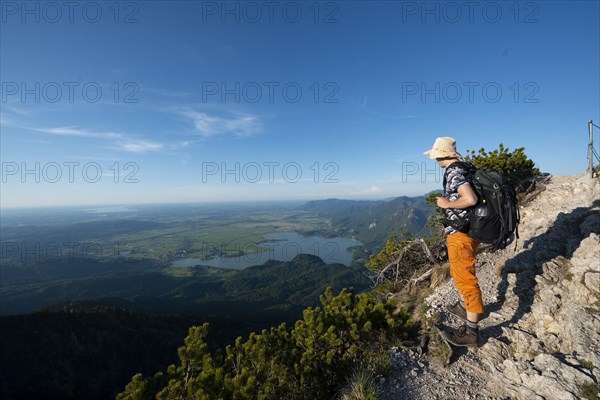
left=436, top=197, right=450, bottom=208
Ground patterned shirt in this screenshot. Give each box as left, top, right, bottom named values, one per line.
left=443, top=162, right=476, bottom=235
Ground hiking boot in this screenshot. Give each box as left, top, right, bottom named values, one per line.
left=440, top=324, right=479, bottom=348
left=446, top=301, right=467, bottom=322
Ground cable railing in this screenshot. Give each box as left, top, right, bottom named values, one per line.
left=588, top=120, right=600, bottom=178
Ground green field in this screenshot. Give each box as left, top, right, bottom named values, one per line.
left=107, top=210, right=332, bottom=261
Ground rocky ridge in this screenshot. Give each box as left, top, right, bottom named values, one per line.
left=380, top=173, right=600, bottom=400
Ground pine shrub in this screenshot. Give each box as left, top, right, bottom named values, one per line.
left=118, top=287, right=413, bottom=400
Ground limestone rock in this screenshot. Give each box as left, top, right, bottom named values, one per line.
left=381, top=174, right=600, bottom=400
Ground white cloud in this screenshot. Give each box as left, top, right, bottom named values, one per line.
left=33, top=126, right=123, bottom=139
left=2, top=105, right=33, bottom=116
left=359, top=186, right=382, bottom=194
left=32, top=126, right=164, bottom=153
left=178, top=110, right=261, bottom=138
left=116, top=139, right=163, bottom=153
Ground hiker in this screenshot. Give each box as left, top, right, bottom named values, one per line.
left=424, top=137, right=482, bottom=347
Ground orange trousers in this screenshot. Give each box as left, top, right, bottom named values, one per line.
left=446, top=231, right=483, bottom=314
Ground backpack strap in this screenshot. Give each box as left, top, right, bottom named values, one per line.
left=513, top=208, right=520, bottom=251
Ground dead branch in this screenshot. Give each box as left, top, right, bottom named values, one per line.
left=384, top=267, right=434, bottom=299
left=417, top=238, right=436, bottom=263
left=372, top=238, right=438, bottom=286
left=411, top=268, right=433, bottom=285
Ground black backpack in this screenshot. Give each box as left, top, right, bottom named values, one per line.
left=466, top=165, right=520, bottom=250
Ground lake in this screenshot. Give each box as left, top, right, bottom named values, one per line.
left=172, top=232, right=362, bottom=270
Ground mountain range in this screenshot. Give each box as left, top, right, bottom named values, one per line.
left=298, top=194, right=436, bottom=249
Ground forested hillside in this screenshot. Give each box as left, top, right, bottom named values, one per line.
left=298, top=195, right=435, bottom=249
left=0, top=255, right=369, bottom=400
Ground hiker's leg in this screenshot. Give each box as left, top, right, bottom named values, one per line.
left=447, top=232, right=483, bottom=319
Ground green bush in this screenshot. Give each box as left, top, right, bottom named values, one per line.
left=464, top=144, right=540, bottom=185
left=117, top=287, right=414, bottom=400
left=117, top=372, right=165, bottom=400
left=424, top=192, right=444, bottom=232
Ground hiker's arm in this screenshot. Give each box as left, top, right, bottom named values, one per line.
left=437, top=183, right=478, bottom=209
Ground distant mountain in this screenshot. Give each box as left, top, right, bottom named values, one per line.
left=299, top=198, right=379, bottom=215
left=298, top=195, right=435, bottom=250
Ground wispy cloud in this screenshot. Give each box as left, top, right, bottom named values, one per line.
left=117, top=139, right=164, bottom=153
left=0, top=108, right=33, bottom=128
left=359, top=186, right=382, bottom=194
left=2, top=105, right=33, bottom=116
left=177, top=109, right=262, bottom=138
left=32, top=126, right=164, bottom=153
left=33, top=126, right=122, bottom=139
left=0, top=113, right=12, bottom=126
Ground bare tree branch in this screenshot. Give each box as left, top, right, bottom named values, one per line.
left=371, top=239, right=436, bottom=285
left=411, top=268, right=433, bottom=285
left=417, top=238, right=436, bottom=263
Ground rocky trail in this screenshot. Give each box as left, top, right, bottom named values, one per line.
left=379, top=173, right=600, bottom=400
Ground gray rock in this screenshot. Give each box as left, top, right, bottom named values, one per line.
left=584, top=271, right=600, bottom=295
left=383, top=175, right=600, bottom=400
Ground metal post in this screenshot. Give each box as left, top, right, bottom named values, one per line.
left=589, top=120, right=594, bottom=178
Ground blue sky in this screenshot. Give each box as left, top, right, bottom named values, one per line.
left=1, top=0, right=599, bottom=208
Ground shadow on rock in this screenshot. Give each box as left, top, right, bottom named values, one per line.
left=481, top=199, right=600, bottom=343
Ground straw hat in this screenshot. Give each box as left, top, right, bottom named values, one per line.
left=423, top=137, right=459, bottom=159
